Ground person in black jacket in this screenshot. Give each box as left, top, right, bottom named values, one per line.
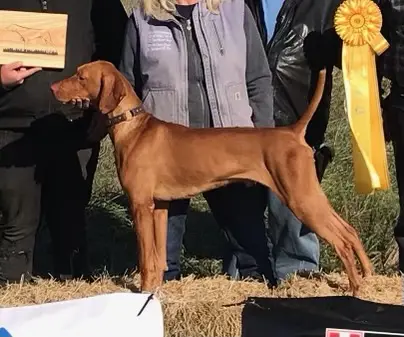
left=0, top=0, right=127, bottom=284
left=378, top=0, right=404, bottom=273
left=244, top=0, right=342, bottom=280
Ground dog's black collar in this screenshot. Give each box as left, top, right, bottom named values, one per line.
left=106, top=105, right=145, bottom=127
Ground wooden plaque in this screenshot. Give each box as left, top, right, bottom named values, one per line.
left=0, top=10, right=68, bottom=69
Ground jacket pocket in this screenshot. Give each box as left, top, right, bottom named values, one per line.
left=225, top=83, right=254, bottom=127
left=142, top=88, right=177, bottom=123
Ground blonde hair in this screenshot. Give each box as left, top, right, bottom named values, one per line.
left=140, top=0, right=222, bottom=18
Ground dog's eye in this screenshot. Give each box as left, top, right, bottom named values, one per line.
left=78, top=74, right=86, bottom=81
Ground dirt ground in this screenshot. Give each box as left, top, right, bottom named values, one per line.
left=0, top=272, right=401, bottom=337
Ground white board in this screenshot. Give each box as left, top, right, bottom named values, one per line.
left=0, top=293, right=164, bottom=337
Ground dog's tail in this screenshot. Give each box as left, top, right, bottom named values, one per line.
left=292, top=69, right=327, bottom=138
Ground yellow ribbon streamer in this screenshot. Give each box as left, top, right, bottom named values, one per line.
left=334, top=0, right=390, bottom=194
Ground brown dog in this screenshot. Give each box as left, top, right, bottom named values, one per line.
left=51, top=60, right=372, bottom=295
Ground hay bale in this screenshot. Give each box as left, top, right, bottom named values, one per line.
left=0, top=273, right=401, bottom=337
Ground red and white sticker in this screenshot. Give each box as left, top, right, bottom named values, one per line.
left=326, top=328, right=404, bottom=337
left=326, top=329, right=364, bottom=337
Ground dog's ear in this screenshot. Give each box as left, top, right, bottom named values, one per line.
left=98, top=73, right=124, bottom=113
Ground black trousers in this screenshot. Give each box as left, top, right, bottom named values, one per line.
left=383, top=86, right=404, bottom=272
left=0, top=113, right=100, bottom=283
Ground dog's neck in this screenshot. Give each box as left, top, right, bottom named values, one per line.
left=106, top=102, right=144, bottom=127
left=104, top=77, right=144, bottom=124
left=105, top=94, right=149, bottom=144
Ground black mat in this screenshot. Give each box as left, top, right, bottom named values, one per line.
left=241, top=296, right=404, bottom=337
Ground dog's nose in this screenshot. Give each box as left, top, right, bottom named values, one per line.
left=50, top=82, right=59, bottom=93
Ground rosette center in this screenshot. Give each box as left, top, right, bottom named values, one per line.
left=350, top=13, right=366, bottom=29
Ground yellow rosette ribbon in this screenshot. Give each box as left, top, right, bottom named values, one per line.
left=334, top=0, right=390, bottom=194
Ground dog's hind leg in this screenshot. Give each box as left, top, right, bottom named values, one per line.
left=153, top=200, right=169, bottom=287
left=330, top=208, right=373, bottom=277
left=270, top=146, right=372, bottom=295
left=289, top=188, right=372, bottom=294
left=130, top=197, right=159, bottom=293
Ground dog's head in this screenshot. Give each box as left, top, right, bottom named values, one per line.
left=51, top=60, right=125, bottom=113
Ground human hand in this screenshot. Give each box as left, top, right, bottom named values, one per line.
left=67, top=97, right=91, bottom=109
left=0, top=61, right=42, bottom=89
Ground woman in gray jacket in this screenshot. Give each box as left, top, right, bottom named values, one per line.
left=119, top=0, right=277, bottom=284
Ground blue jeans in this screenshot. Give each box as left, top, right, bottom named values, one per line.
left=267, top=189, right=319, bottom=280
left=219, top=190, right=319, bottom=282
left=164, top=183, right=277, bottom=285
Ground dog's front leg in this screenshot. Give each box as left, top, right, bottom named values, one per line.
left=153, top=200, right=169, bottom=286
left=131, top=198, right=158, bottom=292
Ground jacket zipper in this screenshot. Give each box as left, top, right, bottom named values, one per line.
left=212, top=22, right=224, bottom=55
left=186, top=18, right=208, bottom=127
left=40, top=0, right=48, bottom=10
